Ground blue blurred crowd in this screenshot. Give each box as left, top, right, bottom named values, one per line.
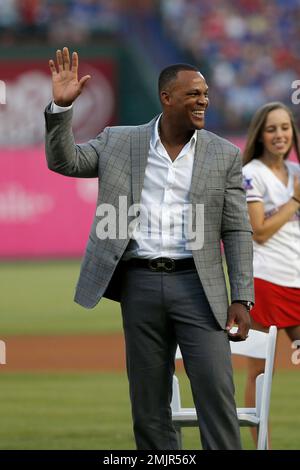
left=0, top=0, right=125, bottom=43
left=1, top=0, right=299, bottom=132
left=159, top=0, right=300, bottom=131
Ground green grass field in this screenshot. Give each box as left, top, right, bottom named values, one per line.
left=0, top=261, right=122, bottom=335
left=0, top=370, right=299, bottom=449
left=0, top=261, right=299, bottom=450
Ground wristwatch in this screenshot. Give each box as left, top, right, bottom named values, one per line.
left=232, top=300, right=253, bottom=312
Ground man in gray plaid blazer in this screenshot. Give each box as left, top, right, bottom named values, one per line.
left=45, top=47, right=254, bottom=450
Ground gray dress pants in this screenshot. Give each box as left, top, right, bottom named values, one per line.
left=120, top=264, right=241, bottom=450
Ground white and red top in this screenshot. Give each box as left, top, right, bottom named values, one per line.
left=243, top=158, right=300, bottom=287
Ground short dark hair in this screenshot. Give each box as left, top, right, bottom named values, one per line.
left=158, top=63, right=199, bottom=94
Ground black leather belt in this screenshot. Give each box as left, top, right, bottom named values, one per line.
left=123, top=257, right=195, bottom=273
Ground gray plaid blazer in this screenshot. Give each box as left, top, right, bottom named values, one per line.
left=45, top=106, right=254, bottom=328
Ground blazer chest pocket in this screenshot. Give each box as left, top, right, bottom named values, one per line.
left=207, top=187, right=224, bottom=192
left=189, top=187, right=224, bottom=203
left=206, top=188, right=225, bottom=196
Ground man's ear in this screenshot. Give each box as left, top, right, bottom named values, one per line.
left=160, top=90, right=171, bottom=106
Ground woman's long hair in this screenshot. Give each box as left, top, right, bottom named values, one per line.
left=243, top=102, right=300, bottom=166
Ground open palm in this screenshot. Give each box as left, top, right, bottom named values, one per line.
left=49, top=47, right=91, bottom=107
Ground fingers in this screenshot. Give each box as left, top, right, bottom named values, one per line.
left=79, top=75, right=91, bottom=90
left=226, top=304, right=250, bottom=341
left=56, top=49, right=64, bottom=72
left=55, top=47, right=72, bottom=73
left=49, top=59, right=57, bottom=75
left=226, top=324, right=245, bottom=341
left=71, top=51, right=78, bottom=74
left=228, top=331, right=245, bottom=342
left=225, top=311, right=235, bottom=331
left=63, top=47, right=71, bottom=71
left=227, top=321, right=249, bottom=341
left=228, top=320, right=250, bottom=341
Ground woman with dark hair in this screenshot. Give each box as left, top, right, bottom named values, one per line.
left=243, top=101, right=300, bottom=445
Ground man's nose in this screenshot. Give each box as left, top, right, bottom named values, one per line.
left=197, top=96, right=207, bottom=106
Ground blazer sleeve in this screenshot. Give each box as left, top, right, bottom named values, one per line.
left=221, top=148, right=254, bottom=303
left=44, top=103, right=109, bottom=178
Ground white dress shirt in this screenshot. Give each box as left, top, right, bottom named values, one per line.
left=50, top=104, right=197, bottom=259
left=51, top=102, right=73, bottom=113
left=125, top=116, right=196, bottom=259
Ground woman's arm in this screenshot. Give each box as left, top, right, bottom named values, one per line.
left=248, top=190, right=300, bottom=244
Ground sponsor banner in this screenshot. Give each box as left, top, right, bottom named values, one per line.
left=0, top=57, right=116, bottom=257
left=0, top=58, right=116, bottom=146
left=0, top=137, right=298, bottom=258
left=0, top=147, right=98, bottom=257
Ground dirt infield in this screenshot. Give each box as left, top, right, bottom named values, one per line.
left=1, top=330, right=297, bottom=371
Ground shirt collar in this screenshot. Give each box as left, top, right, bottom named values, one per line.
left=152, top=114, right=197, bottom=149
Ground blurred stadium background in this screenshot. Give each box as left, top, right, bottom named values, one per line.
left=0, top=0, right=299, bottom=450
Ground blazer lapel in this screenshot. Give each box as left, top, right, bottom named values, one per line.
left=131, top=118, right=156, bottom=204
left=131, top=123, right=214, bottom=204
left=190, top=129, right=214, bottom=202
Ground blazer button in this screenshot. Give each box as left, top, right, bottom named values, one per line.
left=114, top=255, right=119, bottom=261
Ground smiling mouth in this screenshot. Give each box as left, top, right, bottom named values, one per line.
left=273, top=141, right=286, bottom=148
left=192, top=110, right=205, bottom=118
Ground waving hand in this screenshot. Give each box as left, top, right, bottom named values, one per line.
left=49, top=47, right=91, bottom=107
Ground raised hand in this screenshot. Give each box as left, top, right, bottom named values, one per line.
left=49, top=47, right=91, bottom=107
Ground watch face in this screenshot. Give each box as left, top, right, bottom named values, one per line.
left=237, top=301, right=252, bottom=310
left=233, top=301, right=253, bottom=310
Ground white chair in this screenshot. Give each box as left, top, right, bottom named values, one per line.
left=171, top=326, right=277, bottom=450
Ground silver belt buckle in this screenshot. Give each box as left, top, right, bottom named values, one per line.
left=148, top=258, right=175, bottom=272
